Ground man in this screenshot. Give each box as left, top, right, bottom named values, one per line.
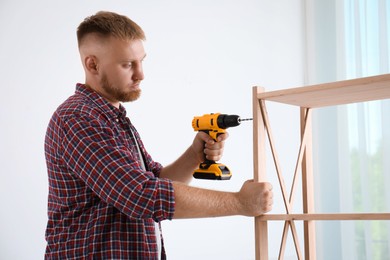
left=44, top=11, right=273, bottom=259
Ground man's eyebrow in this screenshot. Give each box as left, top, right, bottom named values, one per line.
left=122, top=54, right=147, bottom=63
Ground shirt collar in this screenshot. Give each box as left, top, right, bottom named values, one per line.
left=75, top=83, right=127, bottom=120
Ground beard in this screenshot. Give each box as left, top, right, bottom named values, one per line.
left=100, top=73, right=141, bottom=103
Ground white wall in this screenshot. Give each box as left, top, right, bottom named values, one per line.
left=0, top=0, right=304, bottom=259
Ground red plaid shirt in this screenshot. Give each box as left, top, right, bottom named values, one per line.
left=44, top=84, right=175, bottom=259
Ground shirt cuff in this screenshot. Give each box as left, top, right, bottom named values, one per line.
left=152, top=178, right=175, bottom=222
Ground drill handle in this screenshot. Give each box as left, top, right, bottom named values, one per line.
left=194, top=129, right=231, bottom=180
left=199, top=130, right=225, bottom=162
left=202, top=158, right=216, bottom=165
left=200, top=129, right=226, bottom=141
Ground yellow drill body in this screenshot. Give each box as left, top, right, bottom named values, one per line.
left=192, top=113, right=248, bottom=180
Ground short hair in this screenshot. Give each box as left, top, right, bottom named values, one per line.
left=77, top=11, right=145, bottom=47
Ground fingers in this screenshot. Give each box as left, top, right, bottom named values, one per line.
left=196, top=131, right=212, bottom=143
left=260, top=183, right=273, bottom=213
left=197, top=131, right=229, bottom=144
left=250, top=181, right=273, bottom=215
left=203, top=134, right=227, bottom=161
left=216, top=132, right=229, bottom=142
left=238, top=180, right=274, bottom=216
left=261, top=182, right=273, bottom=212
left=196, top=132, right=229, bottom=161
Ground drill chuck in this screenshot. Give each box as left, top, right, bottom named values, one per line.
left=217, top=114, right=241, bottom=129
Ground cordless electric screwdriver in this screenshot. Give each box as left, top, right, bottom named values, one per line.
left=192, top=113, right=252, bottom=180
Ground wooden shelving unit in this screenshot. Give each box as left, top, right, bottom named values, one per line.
left=252, top=74, right=390, bottom=260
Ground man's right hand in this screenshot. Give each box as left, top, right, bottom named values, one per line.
left=236, top=180, right=273, bottom=216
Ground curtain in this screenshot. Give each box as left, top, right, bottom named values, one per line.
left=306, top=0, right=390, bottom=259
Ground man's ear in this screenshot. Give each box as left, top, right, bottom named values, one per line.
left=85, top=56, right=99, bottom=74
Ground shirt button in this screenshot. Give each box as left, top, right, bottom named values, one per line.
left=116, top=118, right=119, bottom=122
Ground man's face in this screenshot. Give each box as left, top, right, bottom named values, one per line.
left=97, top=38, right=146, bottom=104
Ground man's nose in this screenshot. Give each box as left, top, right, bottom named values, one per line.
left=133, top=65, right=144, bottom=81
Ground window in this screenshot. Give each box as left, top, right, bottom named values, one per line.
left=306, top=0, right=390, bottom=259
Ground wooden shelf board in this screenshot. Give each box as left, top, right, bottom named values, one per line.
left=257, top=213, right=390, bottom=221
left=257, top=74, right=390, bottom=108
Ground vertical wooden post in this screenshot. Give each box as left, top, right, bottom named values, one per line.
left=300, top=108, right=316, bottom=259
left=253, top=87, right=268, bottom=260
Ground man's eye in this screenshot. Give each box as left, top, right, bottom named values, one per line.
left=123, top=63, right=132, bottom=68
